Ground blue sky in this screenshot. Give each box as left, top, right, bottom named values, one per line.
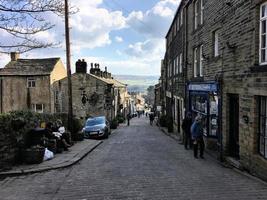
left=0, top=0, right=180, bottom=76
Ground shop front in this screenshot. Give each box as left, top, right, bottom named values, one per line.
left=188, top=82, right=219, bottom=150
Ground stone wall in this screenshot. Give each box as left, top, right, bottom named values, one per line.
left=186, top=0, right=267, bottom=180
left=0, top=111, right=67, bottom=171
left=1, top=75, right=52, bottom=113
left=52, top=73, right=113, bottom=121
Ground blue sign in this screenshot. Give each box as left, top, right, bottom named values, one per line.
left=188, top=83, right=217, bottom=92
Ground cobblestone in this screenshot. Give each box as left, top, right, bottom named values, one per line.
left=0, top=117, right=267, bottom=200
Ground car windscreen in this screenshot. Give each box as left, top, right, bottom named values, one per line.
left=86, top=118, right=105, bottom=126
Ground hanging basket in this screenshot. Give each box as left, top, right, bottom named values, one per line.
left=23, top=146, right=45, bottom=164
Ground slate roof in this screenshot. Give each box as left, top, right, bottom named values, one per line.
left=89, top=73, right=126, bottom=87
left=0, top=58, right=60, bottom=76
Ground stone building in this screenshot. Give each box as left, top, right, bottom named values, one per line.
left=52, top=60, right=128, bottom=121
left=0, top=52, right=67, bottom=113
left=161, top=0, right=267, bottom=180
left=164, top=0, right=187, bottom=137
left=154, top=83, right=161, bottom=109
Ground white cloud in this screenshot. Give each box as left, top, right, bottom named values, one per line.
left=124, top=39, right=165, bottom=62
left=126, top=0, right=180, bottom=38
left=69, top=1, right=126, bottom=49
left=0, top=53, right=10, bottom=68
left=115, top=36, right=123, bottom=43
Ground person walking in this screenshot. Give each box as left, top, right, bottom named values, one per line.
left=191, top=115, right=205, bottom=159
left=149, top=112, right=154, bottom=125
left=182, top=112, right=193, bottom=150
left=127, top=113, right=131, bottom=126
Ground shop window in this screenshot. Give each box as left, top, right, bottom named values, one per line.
left=258, top=96, right=267, bottom=158
left=191, top=94, right=207, bottom=114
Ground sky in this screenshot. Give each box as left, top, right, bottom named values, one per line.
left=0, top=0, right=181, bottom=76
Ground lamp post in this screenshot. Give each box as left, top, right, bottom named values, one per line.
left=64, top=0, right=73, bottom=133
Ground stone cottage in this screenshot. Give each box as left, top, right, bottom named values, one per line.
left=52, top=60, right=128, bottom=121
left=0, top=52, right=67, bottom=113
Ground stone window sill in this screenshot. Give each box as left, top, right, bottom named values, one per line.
left=250, top=65, right=267, bottom=72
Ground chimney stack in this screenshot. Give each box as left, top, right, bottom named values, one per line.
left=76, top=59, right=87, bottom=73
left=10, top=52, right=19, bottom=61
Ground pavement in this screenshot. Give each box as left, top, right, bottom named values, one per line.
left=0, top=139, right=103, bottom=177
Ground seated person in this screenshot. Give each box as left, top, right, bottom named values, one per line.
left=45, top=121, right=70, bottom=152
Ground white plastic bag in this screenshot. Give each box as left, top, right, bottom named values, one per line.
left=43, top=148, right=54, bottom=161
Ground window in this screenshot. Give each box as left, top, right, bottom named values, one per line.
left=176, top=56, right=179, bottom=74
left=260, top=2, right=267, bottom=64
left=258, top=96, right=267, bottom=158
left=54, top=91, right=60, bottom=113
left=214, top=30, right=219, bottom=57
left=194, top=48, right=198, bottom=77
left=180, top=9, right=183, bottom=26
left=200, top=0, right=204, bottom=25
left=170, top=62, right=172, bottom=77
left=194, top=1, right=198, bottom=29
left=172, top=59, right=176, bottom=75
left=27, top=77, right=36, bottom=88
left=179, top=53, right=183, bottom=73
left=177, top=17, right=180, bottom=32
left=174, top=21, right=177, bottom=36
left=31, top=104, right=44, bottom=113
left=193, top=46, right=203, bottom=77
left=200, top=45, right=203, bottom=77
left=194, top=0, right=203, bottom=29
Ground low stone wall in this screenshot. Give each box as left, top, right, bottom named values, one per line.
left=0, top=111, right=72, bottom=171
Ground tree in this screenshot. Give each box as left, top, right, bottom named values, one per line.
left=0, top=0, right=65, bottom=53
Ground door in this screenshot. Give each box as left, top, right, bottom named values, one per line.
left=228, top=94, right=240, bottom=159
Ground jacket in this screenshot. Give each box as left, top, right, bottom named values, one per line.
left=191, top=121, right=203, bottom=139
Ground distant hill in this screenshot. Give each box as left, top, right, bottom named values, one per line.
left=113, top=75, right=159, bottom=93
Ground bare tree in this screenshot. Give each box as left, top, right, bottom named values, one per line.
left=0, top=0, right=66, bottom=53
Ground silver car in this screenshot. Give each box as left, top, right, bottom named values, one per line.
left=82, top=116, right=110, bottom=139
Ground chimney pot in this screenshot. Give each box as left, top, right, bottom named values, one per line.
left=11, top=52, right=19, bottom=61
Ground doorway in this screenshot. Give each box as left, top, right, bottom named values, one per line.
left=228, top=94, right=240, bottom=159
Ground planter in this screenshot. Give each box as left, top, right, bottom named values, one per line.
left=23, top=146, right=45, bottom=164
left=74, top=131, right=84, bottom=141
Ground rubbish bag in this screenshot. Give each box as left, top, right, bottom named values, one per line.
left=43, top=148, right=54, bottom=161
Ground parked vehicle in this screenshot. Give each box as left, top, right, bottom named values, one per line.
left=82, top=116, right=110, bottom=139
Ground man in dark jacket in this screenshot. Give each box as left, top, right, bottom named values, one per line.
left=182, top=112, right=193, bottom=149
left=191, top=115, right=205, bottom=159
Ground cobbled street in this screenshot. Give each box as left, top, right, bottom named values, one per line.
left=1, top=117, right=267, bottom=200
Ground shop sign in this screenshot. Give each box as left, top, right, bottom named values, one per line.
left=188, top=83, right=217, bottom=92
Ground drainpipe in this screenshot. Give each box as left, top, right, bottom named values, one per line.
left=217, top=75, right=223, bottom=162
left=0, top=77, right=3, bottom=113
